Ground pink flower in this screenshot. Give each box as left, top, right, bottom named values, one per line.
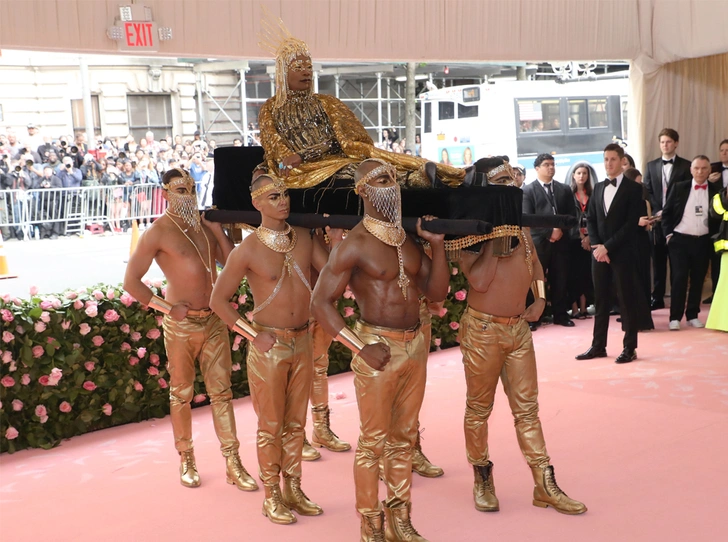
left=29, top=285, right=39, bottom=296
left=5, top=427, right=18, bottom=440
left=12, top=399, right=23, bottom=411
left=40, top=300, right=53, bottom=310
left=451, top=267, right=459, bottom=275
left=155, top=316, right=163, bottom=326
left=121, top=342, right=131, bottom=352
left=238, top=294, right=247, bottom=304
left=34, top=321, right=47, bottom=333
left=343, top=306, right=355, bottom=317
left=130, top=331, right=141, bottom=342
left=152, top=278, right=163, bottom=288
left=85, top=304, right=98, bottom=318
left=157, top=378, right=168, bottom=389
left=103, top=309, right=120, bottom=323
left=92, top=289, right=104, bottom=300
left=128, top=356, right=139, bottom=366
left=59, top=401, right=72, bottom=413
left=84, top=361, right=95, bottom=371
left=146, top=328, right=161, bottom=340
left=1, top=309, right=14, bottom=322
left=2, top=351, right=12, bottom=364
left=232, top=363, right=241, bottom=371
left=119, top=292, right=134, bottom=307
left=149, top=354, right=160, bottom=366
left=35, top=405, right=47, bottom=418
left=51, top=297, right=62, bottom=309
left=142, top=278, right=152, bottom=287
left=230, top=302, right=239, bottom=310
left=79, top=323, right=91, bottom=336
left=449, top=321, right=460, bottom=330
left=1, top=375, right=15, bottom=387
left=21, top=374, right=30, bottom=385
left=48, top=368, right=63, bottom=385
left=454, top=289, right=467, bottom=301
left=32, top=345, right=44, bottom=359
left=343, top=289, right=354, bottom=299
left=137, top=347, right=147, bottom=358
left=61, top=320, right=71, bottom=330
left=147, top=366, right=159, bottom=376
left=2, top=331, right=13, bottom=343
left=193, top=394, right=206, bottom=403
left=245, top=311, right=253, bottom=322
left=73, top=299, right=83, bottom=310
left=438, top=307, right=448, bottom=318
left=232, top=342, right=240, bottom=351
left=65, top=291, right=78, bottom=300
left=82, top=381, right=97, bottom=391
left=434, top=338, right=442, bottom=347
left=334, top=391, right=347, bottom=400
left=38, top=375, right=50, bottom=386
left=133, top=381, right=143, bottom=392
left=161, top=287, right=167, bottom=297
left=13, top=298, right=22, bottom=306
left=120, top=323, right=130, bottom=333
left=102, top=403, right=113, bottom=416
left=1, top=293, right=10, bottom=303
left=91, top=335, right=104, bottom=347
left=106, top=290, right=115, bottom=300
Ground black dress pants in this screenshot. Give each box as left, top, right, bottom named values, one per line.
left=667, top=233, right=712, bottom=321
left=591, top=255, right=640, bottom=351
left=535, top=239, right=570, bottom=322
left=651, top=223, right=670, bottom=302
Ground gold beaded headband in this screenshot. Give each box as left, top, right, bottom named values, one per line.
left=251, top=175, right=287, bottom=199
left=163, top=168, right=194, bottom=191
left=354, top=159, right=397, bottom=194
left=486, top=162, right=514, bottom=180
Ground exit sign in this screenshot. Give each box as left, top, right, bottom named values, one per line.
left=107, top=4, right=172, bottom=53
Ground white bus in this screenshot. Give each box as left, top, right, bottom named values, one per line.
left=419, top=78, right=629, bottom=181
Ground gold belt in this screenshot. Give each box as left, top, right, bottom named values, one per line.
left=186, top=308, right=214, bottom=317
left=356, top=320, right=421, bottom=341
left=252, top=320, right=311, bottom=338
left=465, top=306, right=522, bottom=326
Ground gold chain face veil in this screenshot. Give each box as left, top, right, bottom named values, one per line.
left=165, top=168, right=201, bottom=232
left=356, top=160, right=402, bottom=224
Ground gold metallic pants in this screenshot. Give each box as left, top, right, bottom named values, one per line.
left=352, top=320, right=427, bottom=516
left=310, top=320, right=334, bottom=410
left=459, top=306, right=550, bottom=469
left=163, top=311, right=239, bottom=456
left=419, top=298, right=432, bottom=351
left=247, top=322, right=313, bottom=487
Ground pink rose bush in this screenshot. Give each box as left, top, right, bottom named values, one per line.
left=59, top=402, right=72, bottom=413
left=102, top=403, right=113, bottom=416
left=103, top=309, right=120, bottom=323
left=91, top=336, right=105, bottom=347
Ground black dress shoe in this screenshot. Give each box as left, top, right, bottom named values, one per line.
left=615, top=348, right=637, bottom=364
left=554, top=318, right=575, bottom=327
left=650, top=300, right=665, bottom=311
left=575, top=347, right=608, bottom=360
left=702, top=295, right=713, bottom=304
left=529, top=322, right=539, bottom=332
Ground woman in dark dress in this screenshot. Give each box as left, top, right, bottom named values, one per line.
left=566, top=162, right=596, bottom=319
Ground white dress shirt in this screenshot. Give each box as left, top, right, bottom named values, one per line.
left=661, top=155, right=675, bottom=203
left=674, top=179, right=710, bottom=236
left=603, top=173, right=623, bottom=214
left=721, top=163, right=728, bottom=189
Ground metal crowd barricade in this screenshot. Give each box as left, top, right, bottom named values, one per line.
left=0, top=183, right=167, bottom=240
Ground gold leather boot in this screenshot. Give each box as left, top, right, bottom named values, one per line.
left=262, top=485, right=297, bottom=525
left=412, top=426, right=444, bottom=478
left=531, top=465, right=587, bottom=515
left=282, top=476, right=324, bottom=516
left=179, top=450, right=201, bottom=488
left=302, top=435, right=322, bottom=461
left=384, top=503, right=429, bottom=542
left=360, top=511, right=386, bottom=542
left=473, top=462, right=499, bottom=512
left=312, top=407, right=352, bottom=452
left=225, top=453, right=259, bottom=492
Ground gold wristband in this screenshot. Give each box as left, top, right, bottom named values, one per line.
left=336, top=326, right=366, bottom=355
left=232, top=317, right=258, bottom=342
left=148, top=294, right=173, bottom=314
left=531, top=280, right=546, bottom=300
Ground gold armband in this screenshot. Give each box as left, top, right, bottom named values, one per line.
left=148, top=294, right=173, bottom=314
left=233, top=317, right=258, bottom=342
left=530, top=280, right=546, bottom=300
left=336, top=326, right=366, bottom=355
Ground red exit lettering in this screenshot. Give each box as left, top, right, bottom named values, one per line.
left=124, top=22, right=154, bottom=48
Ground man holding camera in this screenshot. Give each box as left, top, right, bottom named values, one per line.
left=35, top=166, right=63, bottom=239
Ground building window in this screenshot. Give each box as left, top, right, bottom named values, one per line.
left=517, top=99, right=561, bottom=132
left=127, top=94, right=173, bottom=142
left=71, top=96, right=101, bottom=135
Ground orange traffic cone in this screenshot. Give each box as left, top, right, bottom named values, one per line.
left=129, top=220, right=140, bottom=257
left=0, top=231, right=18, bottom=280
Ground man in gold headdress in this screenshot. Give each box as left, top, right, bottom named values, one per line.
left=123, top=168, right=258, bottom=493
left=257, top=16, right=467, bottom=190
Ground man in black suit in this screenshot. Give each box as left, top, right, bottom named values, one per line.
left=576, top=144, right=643, bottom=364
left=705, top=139, right=728, bottom=303
left=522, top=154, right=576, bottom=327
left=643, top=128, right=692, bottom=310
left=662, top=156, right=721, bottom=330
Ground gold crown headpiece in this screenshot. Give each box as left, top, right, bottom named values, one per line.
left=163, top=167, right=195, bottom=191
left=258, top=6, right=312, bottom=109
left=251, top=174, right=287, bottom=199
left=354, top=159, right=397, bottom=194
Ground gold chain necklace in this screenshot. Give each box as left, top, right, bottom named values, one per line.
left=255, top=223, right=297, bottom=253
left=165, top=211, right=214, bottom=287
left=362, top=214, right=410, bottom=299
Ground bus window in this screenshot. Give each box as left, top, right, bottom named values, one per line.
left=458, top=103, right=478, bottom=119
left=424, top=102, right=432, bottom=133
left=568, top=99, right=587, bottom=129
left=588, top=99, right=608, bottom=128
left=439, top=101, right=455, bottom=121
left=517, top=99, right=560, bottom=132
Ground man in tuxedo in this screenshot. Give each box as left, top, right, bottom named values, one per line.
left=643, top=128, right=692, bottom=310
left=705, top=139, right=728, bottom=303
left=522, top=154, right=576, bottom=327
left=576, top=143, right=643, bottom=364
left=662, top=156, right=721, bottom=330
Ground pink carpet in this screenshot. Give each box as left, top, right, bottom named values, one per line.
left=2, top=311, right=727, bottom=542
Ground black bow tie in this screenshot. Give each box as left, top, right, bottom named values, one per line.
left=606, top=178, right=617, bottom=187
left=723, top=166, right=728, bottom=171
left=662, top=159, right=674, bottom=165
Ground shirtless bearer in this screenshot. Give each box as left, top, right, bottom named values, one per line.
left=312, top=159, right=449, bottom=542
left=124, top=167, right=257, bottom=492
left=456, top=157, right=586, bottom=515
left=210, top=174, right=328, bottom=525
